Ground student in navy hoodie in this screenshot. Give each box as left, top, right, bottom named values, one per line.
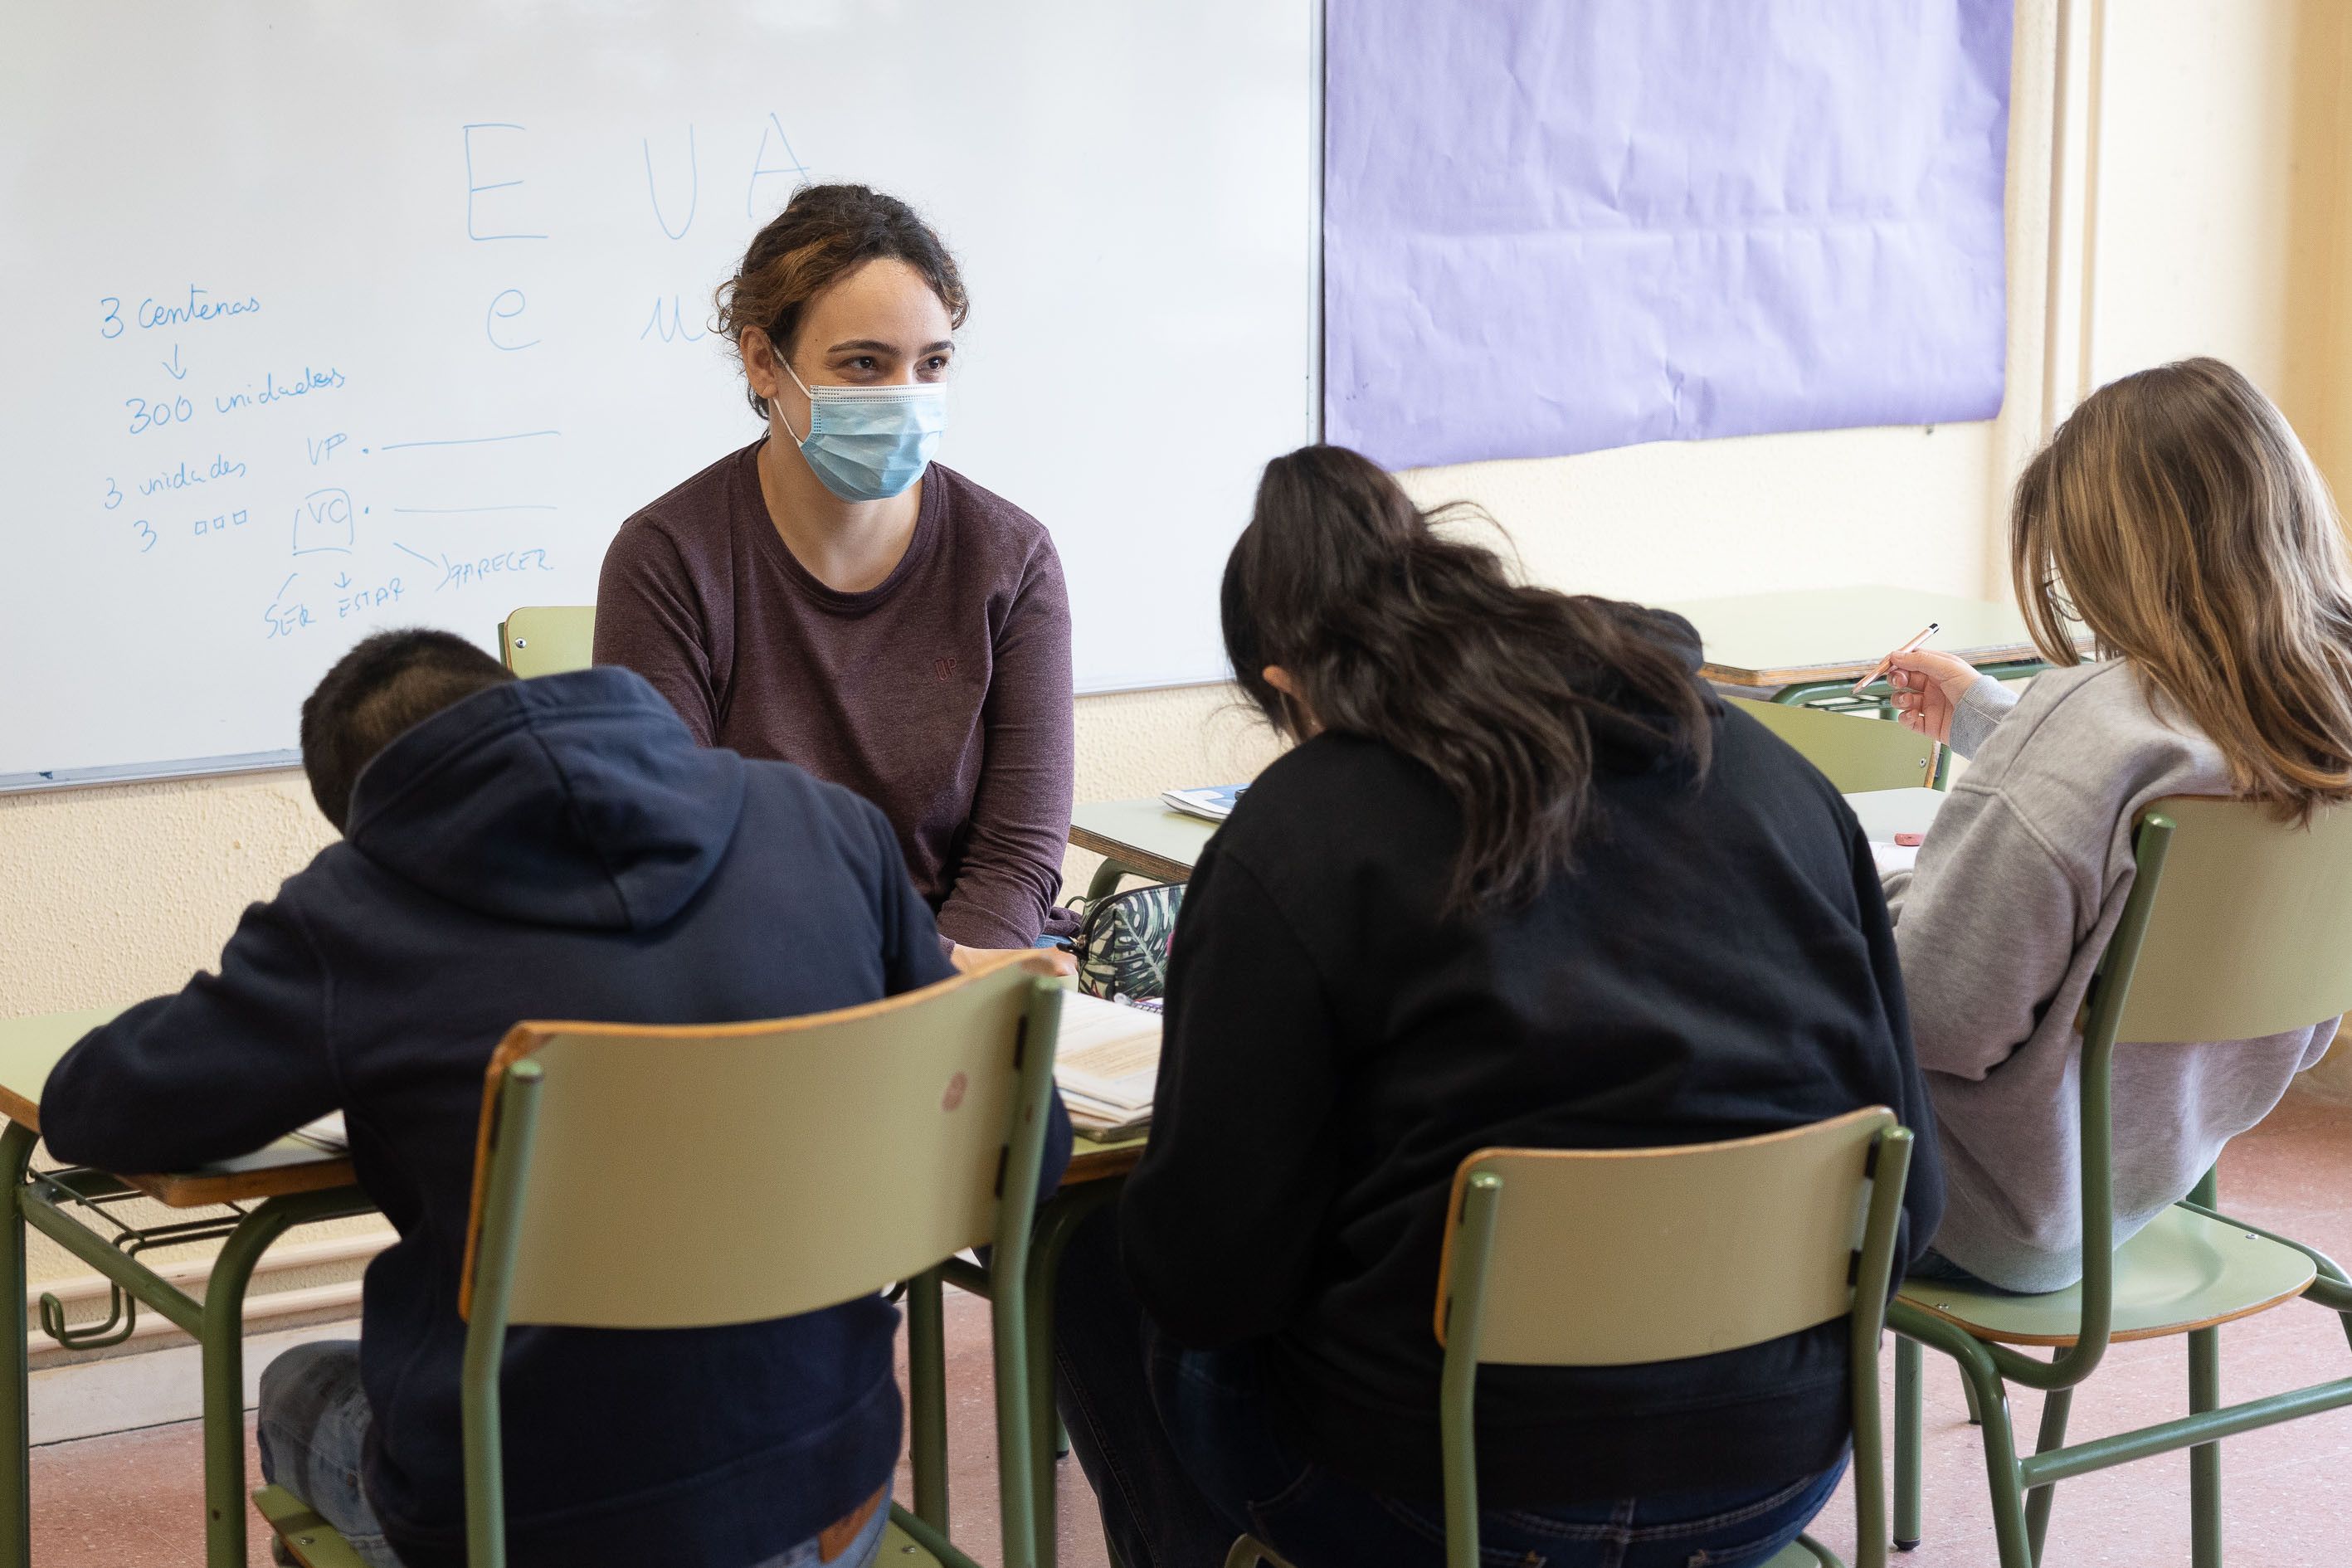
left=40, top=630, right=1069, bottom=1568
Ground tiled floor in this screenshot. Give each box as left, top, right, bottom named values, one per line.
left=27, top=1091, right=2352, bottom=1566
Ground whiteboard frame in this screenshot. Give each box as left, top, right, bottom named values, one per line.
left=2, top=0, right=1326, bottom=796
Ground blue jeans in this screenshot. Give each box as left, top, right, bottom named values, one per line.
left=255, top=1341, right=889, bottom=1568
left=1050, top=1211, right=1844, bottom=1568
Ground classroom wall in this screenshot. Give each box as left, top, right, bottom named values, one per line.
left=9, top=0, right=2349, bottom=1274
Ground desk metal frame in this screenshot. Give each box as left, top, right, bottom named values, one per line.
left=0, top=1120, right=368, bottom=1568
left=0, top=1113, right=1138, bottom=1568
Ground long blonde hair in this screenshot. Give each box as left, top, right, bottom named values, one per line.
left=2011, top=357, right=2352, bottom=821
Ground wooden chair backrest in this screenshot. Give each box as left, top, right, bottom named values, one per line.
left=497, top=606, right=597, bottom=679
left=2106, top=796, right=2352, bottom=1045
left=461, top=954, right=1063, bottom=1328
left=1729, top=696, right=1938, bottom=793
left=1438, top=1108, right=1897, bottom=1366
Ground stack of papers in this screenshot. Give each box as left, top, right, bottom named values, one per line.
left=1161, top=785, right=1246, bottom=822
left=1869, top=841, right=1920, bottom=875
left=290, top=1111, right=348, bottom=1154
left=1054, top=991, right=1163, bottom=1140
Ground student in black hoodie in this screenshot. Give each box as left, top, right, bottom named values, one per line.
left=40, top=631, right=1069, bottom=1568
left=1050, top=447, right=1941, bottom=1568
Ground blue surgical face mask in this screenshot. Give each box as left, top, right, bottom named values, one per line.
left=779, top=360, right=948, bottom=503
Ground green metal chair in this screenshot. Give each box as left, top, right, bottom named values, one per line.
left=252, top=952, right=1069, bottom=1568
left=1728, top=696, right=1942, bottom=793
left=1890, top=796, right=2352, bottom=1567
left=1228, top=1108, right=1916, bottom=1568
left=496, top=605, right=597, bottom=678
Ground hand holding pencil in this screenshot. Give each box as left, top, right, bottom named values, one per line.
left=1853, top=622, right=1941, bottom=694
left=1882, top=648, right=1984, bottom=745
left=1856, top=621, right=1979, bottom=745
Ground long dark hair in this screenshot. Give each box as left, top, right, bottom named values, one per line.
left=1221, top=446, right=1713, bottom=913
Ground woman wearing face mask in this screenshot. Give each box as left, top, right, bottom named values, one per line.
left=597, top=184, right=1076, bottom=967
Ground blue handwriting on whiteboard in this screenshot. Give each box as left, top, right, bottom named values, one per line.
left=134, top=288, right=262, bottom=329
left=214, top=366, right=348, bottom=415
left=641, top=297, right=706, bottom=343
left=645, top=125, right=699, bottom=240
left=377, top=429, right=559, bottom=451
left=335, top=576, right=405, bottom=618
left=464, top=124, right=547, bottom=241
left=292, top=488, right=356, bottom=555
left=426, top=545, right=554, bottom=592
left=262, top=572, right=316, bottom=640
left=308, top=432, right=348, bottom=465
left=190, top=508, right=250, bottom=538
left=390, top=504, right=554, bottom=515
left=747, top=114, right=811, bottom=217
left=137, top=454, right=246, bottom=495
left=100, top=291, right=259, bottom=338
left=124, top=393, right=194, bottom=436
left=485, top=289, right=538, bottom=351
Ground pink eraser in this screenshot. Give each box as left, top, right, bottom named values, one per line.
left=1894, top=832, right=1925, bottom=847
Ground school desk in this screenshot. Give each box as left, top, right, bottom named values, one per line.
left=1074, top=786, right=1951, bottom=895
left=1069, top=797, right=1220, bottom=901
left=1661, top=585, right=2056, bottom=705
left=0, top=1004, right=1142, bottom=1568
left=0, top=1006, right=371, bottom=1568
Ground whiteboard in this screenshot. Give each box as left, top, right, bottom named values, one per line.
left=0, top=0, right=1317, bottom=788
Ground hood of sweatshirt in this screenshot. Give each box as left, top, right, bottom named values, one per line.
left=343, top=666, right=747, bottom=932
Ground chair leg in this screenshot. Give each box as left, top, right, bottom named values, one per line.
left=2023, top=1386, right=2072, bottom=1566
left=1962, top=1362, right=2035, bottom=1568
left=1960, top=1367, right=1984, bottom=1425
left=1025, top=1181, right=1123, bottom=1568
left=906, top=1271, right=950, bottom=1531
left=2189, top=1324, right=2222, bottom=1568
left=1894, top=1336, right=1924, bottom=1551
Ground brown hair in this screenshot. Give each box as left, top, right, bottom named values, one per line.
left=715, top=183, right=968, bottom=418
left=2011, top=356, right=2352, bottom=821
left=1222, top=445, right=1713, bottom=914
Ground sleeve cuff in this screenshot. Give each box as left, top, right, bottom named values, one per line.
left=1946, top=674, right=2018, bottom=760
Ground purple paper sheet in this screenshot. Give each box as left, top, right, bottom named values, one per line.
left=1325, top=1, right=2012, bottom=470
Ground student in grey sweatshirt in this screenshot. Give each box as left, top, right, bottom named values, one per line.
left=1881, top=356, right=2352, bottom=1293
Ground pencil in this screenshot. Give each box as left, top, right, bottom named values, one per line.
left=1853, top=621, right=1941, bottom=694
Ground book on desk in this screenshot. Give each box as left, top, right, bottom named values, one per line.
left=1055, top=991, right=1162, bottom=1139
left=1161, top=785, right=1246, bottom=822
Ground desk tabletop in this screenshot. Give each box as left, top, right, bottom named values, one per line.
left=1066, top=1132, right=1145, bottom=1183
left=1072, top=786, right=1951, bottom=889
left=4, top=1001, right=1138, bottom=1207
left=0, top=1006, right=358, bottom=1209
left=1069, top=798, right=1219, bottom=884
left=1661, top=586, right=2042, bottom=689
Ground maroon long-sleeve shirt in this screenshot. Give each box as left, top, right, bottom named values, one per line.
left=594, top=441, right=1075, bottom=949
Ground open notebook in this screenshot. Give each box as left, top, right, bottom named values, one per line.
left=1054, top=991, right=1163, bottom=1141
left=290, top=1112, right=348, bottom=1154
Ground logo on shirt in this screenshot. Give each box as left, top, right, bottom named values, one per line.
left=933, top=657, right=957, bottom=682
